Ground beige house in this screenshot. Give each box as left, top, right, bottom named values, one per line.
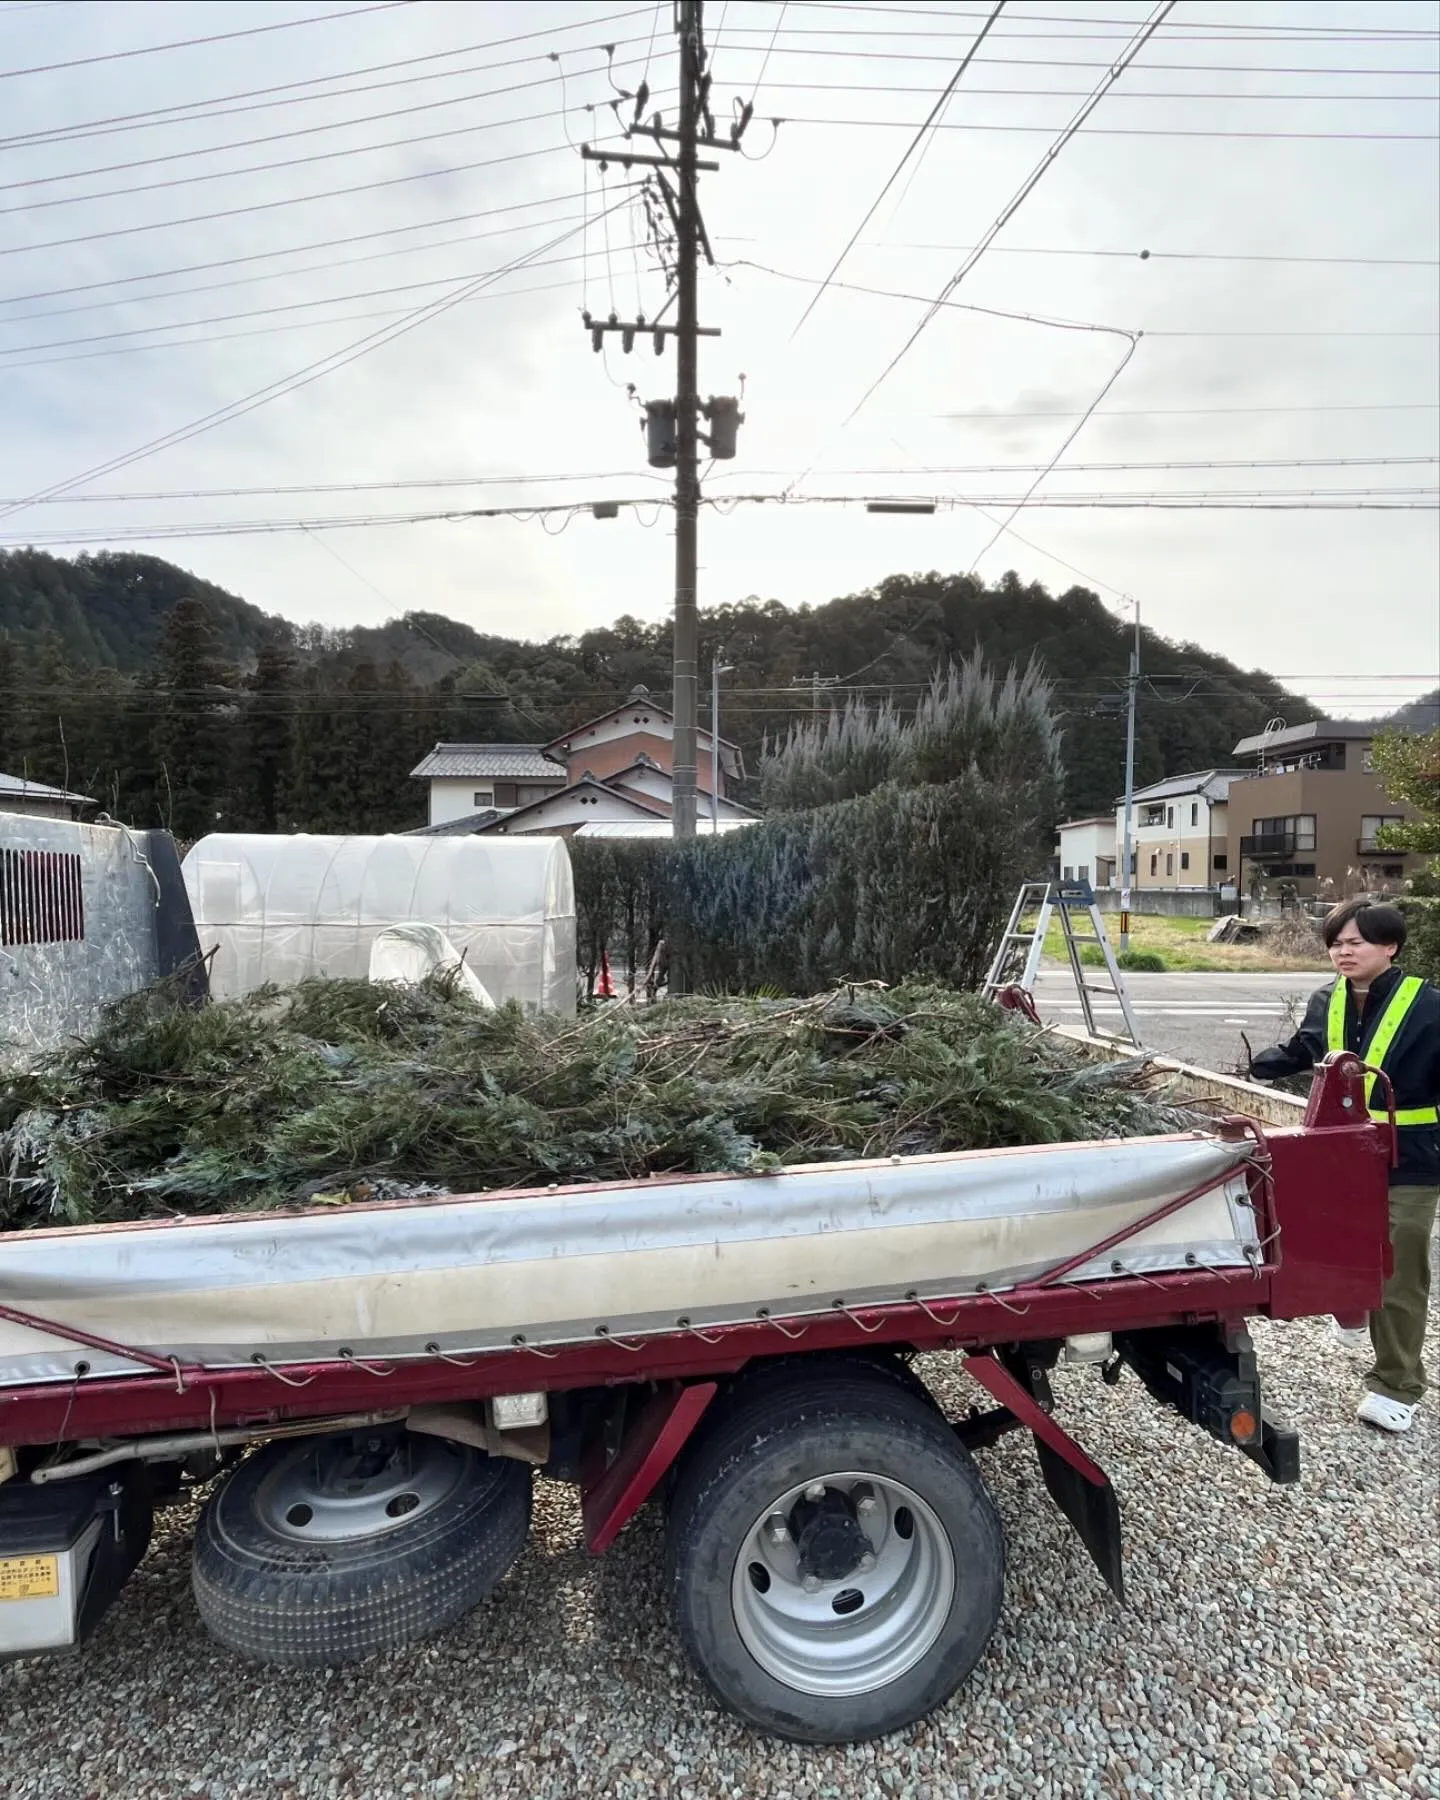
left=1227, top=720, right=1424, bottom=896
left=1118, top=770, right=1243, bottom=890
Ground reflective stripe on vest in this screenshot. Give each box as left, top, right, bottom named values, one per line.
left=1327, top=975, right=1440, bottom=1124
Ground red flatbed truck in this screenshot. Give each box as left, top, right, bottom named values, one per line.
left=0, top=1050, right=1394, bottom=1744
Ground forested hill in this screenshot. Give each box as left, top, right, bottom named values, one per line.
left=0, top=548, right=1320, bottom=832
left=0, top=549, right=273, bottom=669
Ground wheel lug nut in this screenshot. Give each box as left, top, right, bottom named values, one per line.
left=765, top=1514, right=790, bottom=1544
left=859, top=1551, right=876, bottom=1572
left=802, top=1574, right=822, bottom=1593
left=805, top=1482, right=826, bottom=1502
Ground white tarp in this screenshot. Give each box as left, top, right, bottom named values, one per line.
left=182, top=833, right=575, bottom=1014
left=368, top=924, right=495, bottom=1007
left=0, top=1135, right=1259, bottom=1387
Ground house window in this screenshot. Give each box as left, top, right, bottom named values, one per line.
left=1140, top=805, right=1165, bottom=828
left=1063, top=865, right=1074, bottom=880
left=1129, top=852, right=1137, bottom=875
left=1165, top=852, right=1174, bottom=876
left=1253, top=814, right=1316, bottom=851
left=1360, top=814, right=1405, bottom=849
left=473, top=789, right=494, bottom=808
left=1078, top=864, right=1090, bottom=882
left=1180, top=851, right=1190, bottom=871
left=1149, top=853, right=1158, bottom=876
left=1214, top=854, right=1228, bottom=873
left=1190, top=803, right=1199, bottom=827
left=1166, top=806, right=1174, bottom=828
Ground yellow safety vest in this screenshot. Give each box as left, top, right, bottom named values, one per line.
left=1327, top=975, right=1440, bottom=1126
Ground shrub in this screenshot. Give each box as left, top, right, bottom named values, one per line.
left=1116, top=949, right=1166, bottom=973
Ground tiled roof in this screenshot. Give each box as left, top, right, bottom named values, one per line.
left=409, top=744, right=564, bottom=780
left=405, top=810, right=504, bottom=836
left=1123, top=769, right=1246, bottom=805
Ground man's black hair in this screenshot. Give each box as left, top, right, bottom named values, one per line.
left=1322, top=898, right=1407, bottom=952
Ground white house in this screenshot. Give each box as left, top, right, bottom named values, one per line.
left=1117, top=770, right=1244, bottom=891
left=1055, top=816, right=1117, bottom=888
left=410, top=745, right=567, bottom=828
left=0, top=773, right=97, bottom=822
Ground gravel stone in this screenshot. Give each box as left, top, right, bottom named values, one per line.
left=2, top=1308, right=1437, bottom=1799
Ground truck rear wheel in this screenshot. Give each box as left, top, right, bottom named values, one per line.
left=193, top=1426, right=530, bottom=1667
left=666, top=1370, right=1005, bottom=1743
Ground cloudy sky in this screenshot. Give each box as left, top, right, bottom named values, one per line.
left=1, top=0, right=1436, bottom=717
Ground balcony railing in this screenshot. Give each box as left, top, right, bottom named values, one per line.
left=1240, top=833, right=1311, bottom=858
left=1357, top=837, right=1405, bottom=857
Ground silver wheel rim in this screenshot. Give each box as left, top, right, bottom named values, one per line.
left=254, top=1432, right=467, bottom=1544
left=731, top=1470, right=956, bottom=1698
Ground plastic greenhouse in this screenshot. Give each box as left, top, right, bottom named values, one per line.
left=181, top=834, right=577, bottom=1014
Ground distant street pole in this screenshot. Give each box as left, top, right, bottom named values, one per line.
left=1118, top=600, right=1140, bottom=954
left=711, top=657, right=733, bottom=832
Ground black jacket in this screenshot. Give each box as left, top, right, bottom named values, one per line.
left=1250, top=964, right=1440, bottom=1188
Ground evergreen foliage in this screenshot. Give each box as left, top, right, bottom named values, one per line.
left=0, top=977, right=1205, bottom=1231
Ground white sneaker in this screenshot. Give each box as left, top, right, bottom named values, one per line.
left=1331, top=1319, right=1371, bottom=1354
left=1356, top=1392, right=1416, bottom=1434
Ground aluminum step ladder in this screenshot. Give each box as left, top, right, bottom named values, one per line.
left=984, top=879, right=1142, bottom=1046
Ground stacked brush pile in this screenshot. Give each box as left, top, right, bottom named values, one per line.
left=0, top=978, right=1206, bottom=1232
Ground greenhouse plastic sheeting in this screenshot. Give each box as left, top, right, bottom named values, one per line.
left=182, top=834, right=576, bottom=1014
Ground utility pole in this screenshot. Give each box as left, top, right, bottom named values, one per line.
left=1118, top=600, right=1140, bottom=954
left=671, top=0, right=702, bottom=846
left=577, top=0, right=753, bottom=991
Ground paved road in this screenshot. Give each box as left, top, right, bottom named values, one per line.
left=1031, top=967, right=1325, bottom=1073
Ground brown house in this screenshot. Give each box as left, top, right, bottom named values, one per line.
left=542, top=686, right=744, bottom=797
left=1226, top=720, right=1423, bottom=897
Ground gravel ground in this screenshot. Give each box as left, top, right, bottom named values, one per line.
left=3, top=1306, right=1436, bottom=1800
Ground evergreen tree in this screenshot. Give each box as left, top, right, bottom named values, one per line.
left=150, top=597, right=232, bottom=842
left=234, top=631, right=296, bottom=832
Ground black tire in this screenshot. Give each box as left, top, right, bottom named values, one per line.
left=667, top=1371, right=1005, bottom=1744
left=192, top=1427, right=532, bottom=1668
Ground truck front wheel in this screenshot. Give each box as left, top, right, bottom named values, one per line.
left=193, top=1426, right=531, bottom=1667
left=666, top=1369, right=1005, bottom=1743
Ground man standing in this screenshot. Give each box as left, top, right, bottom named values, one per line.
left=1250, top=900, right=1439, bottom=1434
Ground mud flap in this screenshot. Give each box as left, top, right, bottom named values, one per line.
left=1034, top=1437, right=1124, bottom=1604
left=964, top=1352, right=1124, bottom=1604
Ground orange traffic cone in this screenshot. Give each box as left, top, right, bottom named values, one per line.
left=597, top=949, right=616, bottom=999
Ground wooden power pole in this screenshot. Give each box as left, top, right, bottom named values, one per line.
left=578, top=0, right=754, bottom=989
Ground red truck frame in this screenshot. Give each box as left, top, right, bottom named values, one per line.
left=0, top=1054, right=1395, bottom=1744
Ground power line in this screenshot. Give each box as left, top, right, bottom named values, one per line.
left=752, top=76, right=1440, bottom=104
left=0, top=81, right=671, bottom=221
left=0, top=202, right=634, bottom=525
left=713, top=19, right=1440, bottom=45
left=937, top=402, right=1440, bottom=419
left=831, top=2, right=1177, bottom=443
left=0, top=131, right=635, bottom=262
left=878, top=242, right=1440, bottom=268
left=9, top=455, right=1432, bottom=506
left=0, top=1, right=417, bottom=82
left=698, top=44, right=1440, bottom=78
left=0, top=190, right=604, bottom=308
left=0, top=14, right=657, bottom=150
left=776, top=114, right=1439, bottom=141
left=4, top=488, right=1434, bottom=549
left=0, top=52, right=669, bottom=198
left=0, top=201, right=602, bottom=324
left=742, top=261, right=1440, bottom=337
left=789, top=0, right=1008, bottom=343
left=0, top=247, right=641, bottom=358
left=780, top=3, right=1440, bottom=38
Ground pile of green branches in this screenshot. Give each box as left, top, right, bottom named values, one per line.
left=0, top=978, right=1204, bottom=1232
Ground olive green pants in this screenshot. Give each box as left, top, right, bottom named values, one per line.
left=1367, top=1184, right=1439, bottom=1406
